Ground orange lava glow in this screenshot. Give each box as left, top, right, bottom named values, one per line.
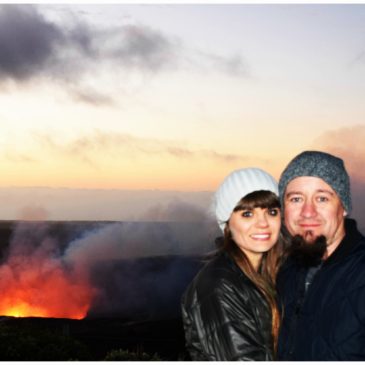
left=0, top=258, right=95, bottom=319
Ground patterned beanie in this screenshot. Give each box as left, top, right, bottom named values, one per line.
left=214, top=167, right=278, bottom=232
left=279, top=151, right=351, bottom=214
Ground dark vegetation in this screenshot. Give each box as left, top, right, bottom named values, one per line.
left=0, top=316, right=188, bottom=360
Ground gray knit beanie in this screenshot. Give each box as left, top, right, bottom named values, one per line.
left=279, top=151, right=351, bottom=214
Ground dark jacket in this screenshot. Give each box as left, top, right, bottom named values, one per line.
left=277, top=218, right=365, bottom=360
left=181, top=251, right=274, bottom=361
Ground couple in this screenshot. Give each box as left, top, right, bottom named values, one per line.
left=181, top=150, right=365, bottom=361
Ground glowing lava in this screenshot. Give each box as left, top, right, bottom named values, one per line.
left=0, top=259, right=95, bottom=319
left=0, top=223, right=96, bottom=319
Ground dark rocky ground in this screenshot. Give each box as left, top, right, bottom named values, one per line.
left=0, top=316, right=189, bottom=360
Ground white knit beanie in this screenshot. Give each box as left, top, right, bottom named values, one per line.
left=214, top=167, right=279, bottom=232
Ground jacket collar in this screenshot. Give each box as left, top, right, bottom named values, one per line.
left=324, top=218, right=364, bottom=266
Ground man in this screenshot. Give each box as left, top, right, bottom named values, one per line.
left=277, top=150, right=365, bottom=360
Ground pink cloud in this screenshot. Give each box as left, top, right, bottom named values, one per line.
left=311, top=125, right=365, bottom=230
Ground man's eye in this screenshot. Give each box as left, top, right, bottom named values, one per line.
left=317, top=196, right=329, bottom=202
left=289, top=197, right=301, bottom=203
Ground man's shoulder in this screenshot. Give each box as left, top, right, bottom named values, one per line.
left=343, top=226, right=365, bottom=265
left=342, top=238, right=365, bottom=285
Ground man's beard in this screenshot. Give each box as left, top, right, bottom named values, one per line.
left=289, top=232, right=327, bottom=267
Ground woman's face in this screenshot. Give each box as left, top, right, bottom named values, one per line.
left=228, top=206, right=281, bottom=266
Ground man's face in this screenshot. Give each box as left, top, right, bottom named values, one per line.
left=284, top=176, right=346, bottom=253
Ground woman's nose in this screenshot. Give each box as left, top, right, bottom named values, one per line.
left=256, top=213, right=269, bottom=227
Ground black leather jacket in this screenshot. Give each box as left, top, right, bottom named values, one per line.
left=181, top=251, right=274, bottom=361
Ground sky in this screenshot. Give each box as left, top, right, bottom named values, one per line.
left=1, top=3, right=365, bottom=223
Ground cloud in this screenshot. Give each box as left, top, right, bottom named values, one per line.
left=69, top=87, right=115, bottom=107
left=32, top=130, right=247, bottom=167
left=106, top=24, right=177, bottom=72
left=0, top=4, right=178, bottom=106
left=0, top=5, right=64, bottom=81
left=311, top=125, right=365, bottom=181
left=311, top=124, right=365, bottom=229
left=193, top=50, right=249, bottom=78
left=18, top=205, right=50, bottom=221
left=0, top=5, right=176, bottom=80
left=140, top=199, right=212, bottom=222
left=166, top=146, right=244, bottom=163
left=4, top=151, right=37, bottom=164
left=0, top=4, right=249, bottom=104
left=350, top=50, right=365, bottom=66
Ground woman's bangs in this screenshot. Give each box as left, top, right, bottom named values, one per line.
left=233, top=190, right=280, bottom=212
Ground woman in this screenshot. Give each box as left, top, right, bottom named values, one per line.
left=181, top=168, right=286, bottom=361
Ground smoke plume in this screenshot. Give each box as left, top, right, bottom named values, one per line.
left=0, top=216, right=218, bottom=320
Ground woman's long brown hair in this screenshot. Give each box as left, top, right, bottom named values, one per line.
left=221, top=190, right=286, bottom=356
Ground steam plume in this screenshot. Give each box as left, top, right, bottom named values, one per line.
left=0, top=215, right=218, bottom=319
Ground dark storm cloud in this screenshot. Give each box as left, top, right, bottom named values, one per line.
left=66, top=22, right=95, bottom=56
left=0, top=4, right=249, bottom=104
left=0, top=5, right=64, bottom=81
left=0, top=5, right=178, bottom=105
left=0, top=5, right=177, bottom=84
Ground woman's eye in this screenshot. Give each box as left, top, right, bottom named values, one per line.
left=241, top=211, right=252, bottom=218
left=269, top=208, right=279, bottom=216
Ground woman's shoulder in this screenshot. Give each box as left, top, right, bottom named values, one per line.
left=183, top=252, right=259, bottom=312
left=202, top=251, right=237, bottom=274
left=194, top=252, right=250, bottom=292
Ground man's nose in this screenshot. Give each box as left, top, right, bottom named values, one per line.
left=300, top=201, right=317, bottom=218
